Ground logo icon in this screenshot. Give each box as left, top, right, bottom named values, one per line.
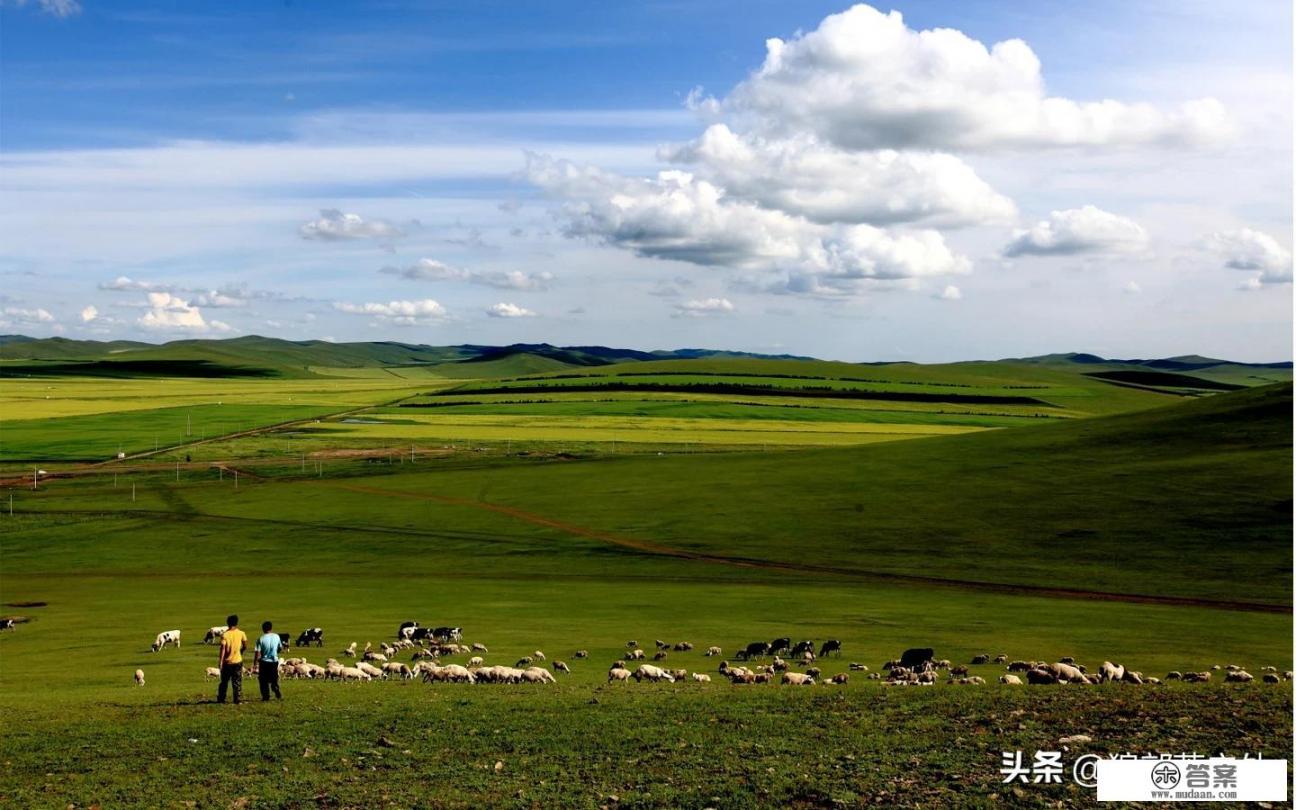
left=1150, top=761, right=1181, bottom=789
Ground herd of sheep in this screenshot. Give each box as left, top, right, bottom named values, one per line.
left=142, top=629, right=1294, bottom=691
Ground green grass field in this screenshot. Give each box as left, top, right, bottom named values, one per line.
left=0, top=349, right=1290, bottom=807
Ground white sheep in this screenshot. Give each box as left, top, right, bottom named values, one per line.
left=205, top=666, right=221, bottom=679
left=692, top=672, right=711, bottom=683
left=608, top=667, right=631, bottom=683
left=522, top=666, right=556, bottom=684
left=134, top=669, right=145, bottom=686
left=468, top=656, right=484, bottom=668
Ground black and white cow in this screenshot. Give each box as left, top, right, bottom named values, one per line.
left=409, top=627, right=435, bottom=642
left=398, top=621, right=420, bottom=640
left=295, top=627, right=324, bottom=647
left=818, top=639, right=842, bottom=658
left=0, top=618, right=15, bottom=631
left=432, top=626, right=462, bottom=642
left=203, top=625, right=229, bottom=644
left=151, top=629, right=181, bottom=652
left=278, top=633, right=292, bottom=649
left=768, top=637, right=791, bottom=656
left=737, top=641, right=771, bottom=661
left=790, top=640, right=816, bottom=657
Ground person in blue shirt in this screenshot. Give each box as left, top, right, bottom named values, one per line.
left=254, top=620, right=284, bottom=701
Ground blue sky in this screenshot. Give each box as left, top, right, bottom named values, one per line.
left=1, top=0, right=1290, bottom=360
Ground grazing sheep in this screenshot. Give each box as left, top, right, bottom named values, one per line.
left=363, top=651, right=388, bottom=664
left=552, top=661, right=571, bottom=675
left=342, top=642, right=357, bottom=658
left=205, top=666, right=221, bottom=679
left=1099, top=661, right=1125, bottom=683
left=1027, top=668, right=1058, bottom=685
left=770, top=656, right=787, bottom=672
left=655, top=640, right=669, bottom=650
left=1006, top=661, right=1034, bottom=672
left=515, top=657, right=533, bottom=668
left=381, top=662, right=412, bottom=680
left=1225, top=670, right=1254, bottom=683
left=134, top=669, right=145, bottom=686
left=867, top=672, right=881, bottom=680
left=627, top=649, right=645, bottom=660
left=673, top=642, right=693, bottom=652
left=934, top=659, right=952, bottom=670
left=950, top=665, right=969, bottom=677
left=1122, top=670, right=1144, bottom=685
left=849, top=662, right=869, bottom=671
left=805, top=667, right=822, bottom=680
left=440, top=664, right=476, bottom=683
left=1000, top=674, right=1023, bottom=685
left=971, top=654, right=990, bottom=665
left=608, top=667, right=631, bottom=683
left=609, top=660, right=625, bottom=671
left=1182, top=671, right=1212, bottom=683
left=1165, top=670, right=1182, bottom=680
left=993, top=654, right=1007, bottom=663
left=626, top=640, right=638, bottom=649
left=533, top=650, right=546, bottom=661
left=1263, top=673, right=1280, bottom=683
left=753, top=673, right=773, bottom=684
left=203, top=626, right=228, bottom=644
left=692, top=672, right=711, bottom=683
left=782, top=672, right=814, bottom=686
left=357, top=662, right=384, bottom=679
left=653, top=651, right=668, bottom=661
left=830, top=673, right=848, bottom=685
left=472, top=643, right=488, bottom=653
left=705, top=646, right=722, bottom=657
left=632, top=664, right=675, bottom=683
left=468, top=656, right=484, bottom=668
left=1051, top=663, right=1088, bottom=683
left=521, top=667, right=556, bottom=684
left=573, top=650, right=589, bottom=659
left=1286, top=671, right=1294, bottom=680
left=338, top=667, right=371, bottom=682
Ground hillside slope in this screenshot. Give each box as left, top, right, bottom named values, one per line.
left=408, top=383, right=1292, bottom=604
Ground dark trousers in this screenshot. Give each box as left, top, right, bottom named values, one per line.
left=217, top=663, right=242, bottom=703
left=259, top=661, right=282, bottom=701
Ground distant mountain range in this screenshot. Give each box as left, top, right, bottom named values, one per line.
left=0, top=335, right=1289, bottom=374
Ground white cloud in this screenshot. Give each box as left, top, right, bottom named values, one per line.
left=80, top=305, right=98, bottom=322
left=8, top=0, right=81, bottom=18
left=1204, top=227, right=1293, bottom=284
left=662, top=124, right=1015, bottom=227
left=333, top=298, right=447, bottom=325
left=486, top=302, right=536, bottom=318
left=673, top=297, right=736, bottom=317
left=526, top=154, right=969, bottom=294
left=100, top=275, right=163, bottom=292
left=935, top=285, right=962, bottom=301
left=381, top=259, right=554, bottom=290
left=1123, top=281, right=1142, bottom=295
left=706, top=4, right=1232, bottom=152
left=299, top=209, right=404, bottom=242
left=1003, top=206, right=1148, bottom=257
left=1, top=306, right=55, bottom=324
left=137, top=292, right=231, bottom=332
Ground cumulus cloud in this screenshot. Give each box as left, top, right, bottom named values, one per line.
left=100, top=275, right=163, bottom=292
left=1204, top=228, right=1292, bottom=285
left=138, top=292, right=231, bottom=332
left=299, top=209, right=404, bottom=242
left=673, top=297, right=736, bottom=317
left=935, top=285, right=962, bottom=301
left=80, top=305, right=98, bottom=322
left=486, top=302, right=536, bottom=318
left=662, top=124, right=1015, bottom=227
left=1003, top=206, right=1148, bottom=257
left=527, top=154, right=968, bottom=294
left=0, top=306, right=55, bottom=324
left=704, top=4, right=1231, bottom=152
left=334, top=298, right=447, bottom=325
left=381, top=259, right=554, bottom=290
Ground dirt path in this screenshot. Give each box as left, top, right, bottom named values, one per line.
left=326, top=482, right=1290, bottom=614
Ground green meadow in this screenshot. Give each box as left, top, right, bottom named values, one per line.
left=0, top=342, right=1290, bottom=807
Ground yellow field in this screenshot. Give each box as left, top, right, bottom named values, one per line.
left=0, top=377, right=444, bottom=420
left=312, top=413, right=991, bottom=446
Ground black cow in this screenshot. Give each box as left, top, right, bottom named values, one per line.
left=737, top=641, right=771, bottom=661
left=295, top=627, right=324, bottom=647
left=398, top=621, right=420, bottom=639
left=818, top=639, right=842, bottom=658
left=899, top=647, right=935, bottom=669
left=768, top=637, right=791, bottom=655
left=410, top=627, right=435, bottom=642
left=790, top=640, right=816, bottom=657
left=432, top=626, right=462, bottom=642
left=278, top=633, right=291, bottom=649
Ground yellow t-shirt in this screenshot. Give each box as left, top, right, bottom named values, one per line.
left=220, top=628, right=247, bottom=665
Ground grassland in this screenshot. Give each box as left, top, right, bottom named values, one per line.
left=0, top=348, right=1290, bottom=807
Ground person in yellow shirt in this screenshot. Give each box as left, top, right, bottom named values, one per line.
left=217, top=613, right=248, bottom=704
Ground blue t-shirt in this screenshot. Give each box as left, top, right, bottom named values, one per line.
left=256, top=633, right=283, bottom=663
